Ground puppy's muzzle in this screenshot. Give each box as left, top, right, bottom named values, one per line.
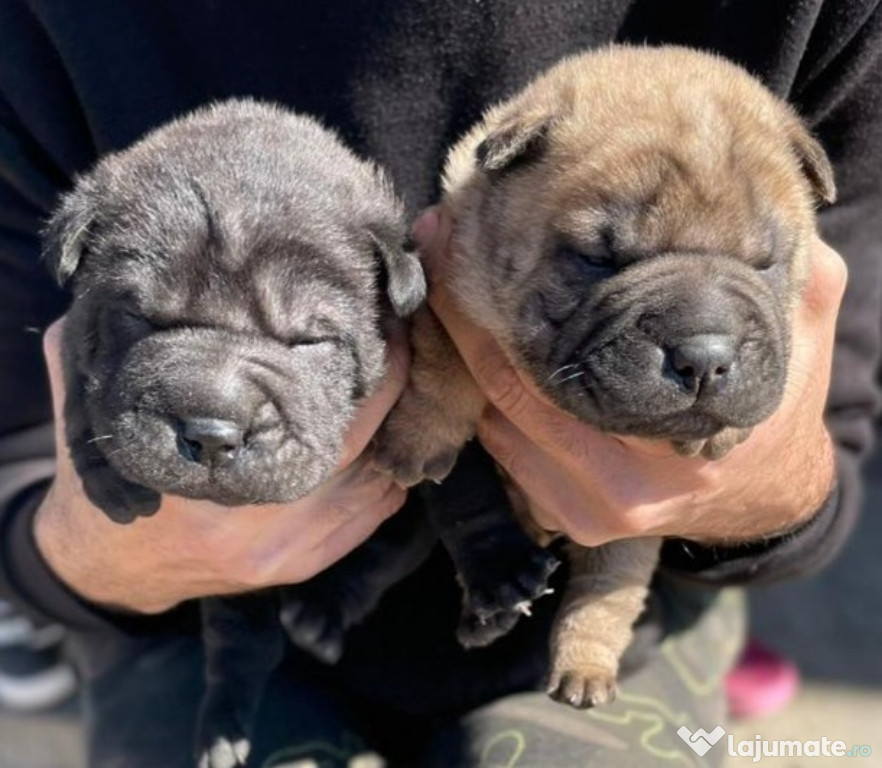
left=544, top=253, right=788, bottom=438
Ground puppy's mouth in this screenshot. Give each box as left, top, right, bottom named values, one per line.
left=97, top=413, right=337, bottom=506
left=542, top=329, right=786, bottom=440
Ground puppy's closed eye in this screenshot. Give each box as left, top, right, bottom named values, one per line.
left=282, top=317, right=343, bottom=348
left=556, top=238, right=618, bottom=275
left=754, top=254, right=777, bottom=272
left=284, top=335, right=338, bottom=348
left=118, top=309, right=159, bottom=336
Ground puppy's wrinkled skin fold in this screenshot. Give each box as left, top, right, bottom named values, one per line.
left=46, top=100, right=424, bottom=523
left=44, top=100, right=427, bottom=768
left=376, top=46, right=834, bottom=707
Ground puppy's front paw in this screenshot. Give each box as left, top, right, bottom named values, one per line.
left=546, top=665, right=618, bottom=709
left=196, top=710, right=251, bottom=768
left=458, top=547, right=560, bottom=648
left=373, top=388, right=470, bottom=487
left=373, top=431, right=459, bottom=488
left=80, top=465, right=161, bottom=523
left=457, top=605, right=522, bottom=648
left=280, top=568, right=380, bottom=665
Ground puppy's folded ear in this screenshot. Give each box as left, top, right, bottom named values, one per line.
left=788, top=121, right=837, bottom=204
left=43, top=183, right=96, bottom=286
left=371, top=232, right=427, bottom=317
left=476, top=110, right=552, bottom=173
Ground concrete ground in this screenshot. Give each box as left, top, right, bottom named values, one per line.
left=721, top=445, right=882, bottom=767
left=3, top=450, right=882, bottom=768
left=0, top=700, right=83, bottom=768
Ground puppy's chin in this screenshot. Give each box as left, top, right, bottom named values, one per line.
left=541, top=367, right=784, bottom=441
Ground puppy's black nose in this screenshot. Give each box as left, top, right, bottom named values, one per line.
left=178, top=418, right=245, bottom=466
left=666, top=334, right=737, bottom=396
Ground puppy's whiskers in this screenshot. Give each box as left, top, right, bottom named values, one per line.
left=87, top=434, right=114, bottom=444
left=546, top=363, right=579, bottom=386
left=556, top=369, right=586, bottom=386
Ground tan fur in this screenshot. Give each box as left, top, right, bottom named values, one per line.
left=442, top=47, right=826, bottom=341
left=546, top=537, right=662, bottom=706
left=374, top=305, right=485, bottom=485
left=375, top=45, right=831, bottom=707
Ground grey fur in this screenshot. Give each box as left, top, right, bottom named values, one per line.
left=45, top=99, right=425, bottom=521
left=44, top=99, right=429, bottom=768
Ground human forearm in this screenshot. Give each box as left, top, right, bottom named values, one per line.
left=414, top=209, right=847, bottom=564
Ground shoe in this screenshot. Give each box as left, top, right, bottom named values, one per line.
left=726, top=638, right=800, bottom=719
left=0, top=600, right=77, bottom=711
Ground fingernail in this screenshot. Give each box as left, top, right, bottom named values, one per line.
left=411, top=208, right=440, bottom=249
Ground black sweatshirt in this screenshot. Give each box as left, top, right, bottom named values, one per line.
left=0, top=0, right=880, bottom=710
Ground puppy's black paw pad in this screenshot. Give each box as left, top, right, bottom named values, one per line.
left=456, top=607, right=521, bottom=649
left=546, top=668, right=618, bottom=709
left=465, top=547, right=560, bottom=619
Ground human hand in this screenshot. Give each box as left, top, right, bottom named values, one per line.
left=413, top=206, right=845, bottom=547
left=34, top=319, right=410, bottom=614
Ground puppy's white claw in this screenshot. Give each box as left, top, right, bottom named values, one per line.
left=349, top=753, right=387, bottom=768
left=199, top=737, right=250, bottom=768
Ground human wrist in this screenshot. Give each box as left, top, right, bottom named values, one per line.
left=660, top=473, right=842, bottom=586
left=32, top=479, right=104, bottom=606
left=32, top=479, right=188, bottom=624
left=0, top=478, right=116, bottom=629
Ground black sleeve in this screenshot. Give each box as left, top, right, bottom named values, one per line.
left=661, top=5, right=882, bottom=585
left=0, top=2, right=110, bottom=627
left=0, top=117, right=78, bottom=624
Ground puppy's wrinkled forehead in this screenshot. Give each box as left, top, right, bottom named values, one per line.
left=93, top=171, right=365, bottom=338
left=549, top=101, right=805, bottom=267
left=448, top=46, right=833, bottom=277
left=69, top=104, right=396, bottom=337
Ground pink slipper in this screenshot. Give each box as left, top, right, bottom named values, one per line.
left=726, top=640, right=801, bottom=719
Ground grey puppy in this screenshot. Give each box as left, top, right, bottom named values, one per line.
left=48, top=100, right=424, bottom=522
left=44, top=100, right=429, bottom=768
left=376, top=46, right=835, bottom=707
